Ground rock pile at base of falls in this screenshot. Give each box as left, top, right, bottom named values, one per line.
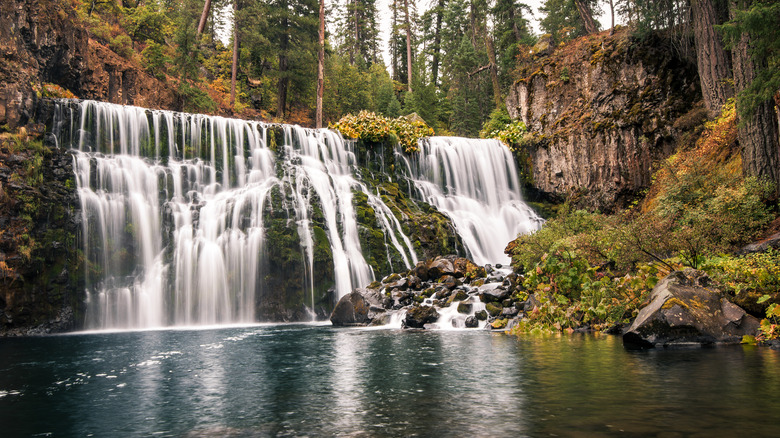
left=623, top=269, right=760, bottom=348
left=330, top=255, right=526, bottom=330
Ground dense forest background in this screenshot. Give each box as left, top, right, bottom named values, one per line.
left=65, top=0, right=770, bottom=133
left=74, top=0, right=544, bottom=131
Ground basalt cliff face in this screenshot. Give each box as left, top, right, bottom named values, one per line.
left=0, top=0, right=175, bottom=129
left=0, top=140, right=82, bottom=335
left=507, top=29, right=702, bottom=212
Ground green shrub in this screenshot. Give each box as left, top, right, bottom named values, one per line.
left=178, top=82, right=217, bottom=113
left=479, top=107, right=528, bottom=151
left=124, top=1, right=172, bottom=45
left=141, top=40, right=169, bottom=80
left=109, top=34, right=134, bottom=59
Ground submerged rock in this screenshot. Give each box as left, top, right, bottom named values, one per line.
left=623, top=270, right=760, bottom=348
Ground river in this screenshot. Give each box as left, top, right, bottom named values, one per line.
left=1, top=325, right=779, bottom=437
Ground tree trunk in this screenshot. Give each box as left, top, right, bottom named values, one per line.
left=608, top=0, right=615, bottom=35
left=316, top=0, right=325, bottom=128
left=574, top=0, right=598, bottom=34
left=730, top=0, right=780, bottom=190
left=431, top=0, right=444, bottom=87
left=277, top=13, right=290, bottom=119
left=485, top=34, right=502, bottom=106
left=692, top=0, right=733, bottom=115
left=351, top=0, right=358, bottom=65
left=197, top=0, right=212, bottom=36
left=230, top=0, right=239, bottom=108
left=509, top=3, right=523, bottom=42
left=405, top=0, right=412, bottom=92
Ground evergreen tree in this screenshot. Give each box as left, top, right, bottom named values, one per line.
left=337, top=0, right=380, bottom=69
left=721, top=0, right=780, bottom=191
left=539, top=0, right=600, bottom=42
left=492, top=0, right=534, bottom=87
left=692, top=0, right=733, bottom=115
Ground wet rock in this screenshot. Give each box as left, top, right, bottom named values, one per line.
left=475, top=310, right=488, bottom=321
left=439, top=274, right=461, bottom=290
left=501, top=307, right=519, bottom=317
left=465, top=316, right=479, bottom=328
left=434, top=288, right=451, bottom=300
left=623, top=270, right=761, bottom=348
left=384, top=278, right=408, bottom=291
left=490, top=318, right=509, bottom=329
left=383, top=273, right=402, bottom=283
left=330, top=289, right=382, bottom=326
left=369, top=313, right=392, bottom=326
left=406, top=275, right=422, bottom=290
left=480, top=287, right=511, bottom=303
left=457, top=302, right=472, bottom=314
left=411, top=261, right=429, bottom=281
left=403, top=305, right=440, bottom=329
left=421, top=288, right=436, bottom=298
left=486, top=302, right=503, bottom=317
left=382, top=297, right=394, bottom=309
left=451, top=290, right=468, bottom=302
left=428, top=258, right=455, bottom=279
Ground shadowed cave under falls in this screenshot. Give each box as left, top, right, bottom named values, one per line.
left=52, top=99, right=542, bottom=329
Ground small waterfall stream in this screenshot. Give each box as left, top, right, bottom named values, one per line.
left=399, top=137, right=542, bottom=266
left=52, top=99, right=540, bottom=329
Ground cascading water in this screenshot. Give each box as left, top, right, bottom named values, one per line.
left=54, top=99, right=416, bottom=329
left=52, top=99, right=540, bottom=330
left=398, top=137, right=543, bottom=266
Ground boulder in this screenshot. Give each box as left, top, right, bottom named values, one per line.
left=480, top=287, right=511, bottom=303
left=486, top=302, right=503, bottom=317
left=330, top=289, right=383, bottom=326
left=450, top=256, right=486, bottom=279
left=740, top=231, right=780, bottom=254
left=623, top=270, right=760, bottom=348
left=427, top=258, right=455, bottom=279
left=474, top=310, right=488, bottom=321
left=465, top=316, right=479, bottom=328
left=451, top=289, right=468, bottom=302
left=439, top=274, right=461, bottom=290
left=384, top=278, right=408, bottom=291
left=457, top=302, right=472, bottom=314
left=403, top=305, right=440, bottom=328
left=411, top=261, right=430, bottom=281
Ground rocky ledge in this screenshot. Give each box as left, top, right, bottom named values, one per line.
left=330, top=255, right=526, bottom=330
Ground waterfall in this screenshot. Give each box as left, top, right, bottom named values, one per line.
left=53, top=99, right=539, bottom=329
left=398, top=137, right=543, bottom=266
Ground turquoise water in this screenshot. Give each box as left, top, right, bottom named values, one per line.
left=1, top=325, right=779, bottom=437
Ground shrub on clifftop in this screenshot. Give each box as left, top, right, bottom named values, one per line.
left=330, top=111, right=434, bottom=154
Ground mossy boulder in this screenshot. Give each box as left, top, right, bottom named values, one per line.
left=403, top=305, right=439, bottom=328
left=330, top=289, right=383, bottom=326
left=623, top=270, right=760, bottom=348
left=486, top=302, right=503, bottom=317
left=457, top=301, right=473, bottom=314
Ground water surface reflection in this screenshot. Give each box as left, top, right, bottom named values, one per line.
left=1, top=326, right=778, bottom=437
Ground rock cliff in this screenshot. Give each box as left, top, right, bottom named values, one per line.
left=0, top=134, right=82, bottom=335
left=0, top=0, right=175, bottom=129
left=506, top=29, right=702, bottom=211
